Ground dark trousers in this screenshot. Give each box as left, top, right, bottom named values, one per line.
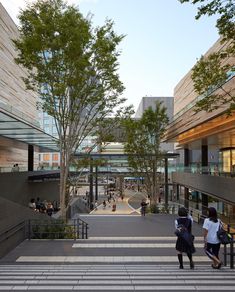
left=205, top=242, right=221, bottom=259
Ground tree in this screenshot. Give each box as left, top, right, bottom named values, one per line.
left=179, top=0, right=235, bottom=114
left=123, top=101, right=169, bottom=205
left=14, top=0, right=133, bottom=218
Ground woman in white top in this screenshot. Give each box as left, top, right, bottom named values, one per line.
left=203, top=207, right=222, bottom=269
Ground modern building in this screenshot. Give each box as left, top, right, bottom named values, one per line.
left=164, top=38, right=235, bottom=221
left=135, top=96, right=174, bottom=120
left=0, top=3, right=58, bottom=172
left=38, top=110, right=98, bottom=169
left=0, top=3, right=59, bottom=233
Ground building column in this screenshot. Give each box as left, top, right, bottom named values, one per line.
left=201, top=145, right=208, bottom=173
left=195, top=191, right=199, bottom=210
left=201, top=193, right=208, bottom=216
left=184, top=187, right=189, bottom=209
left=184, top=148, right=189, bottom=167
left=28, top=145, right=34, bottom=171
left=176, top=184, right=180, bottom=201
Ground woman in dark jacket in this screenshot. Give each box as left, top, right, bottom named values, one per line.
left=175, top=207, right=195, bottom=269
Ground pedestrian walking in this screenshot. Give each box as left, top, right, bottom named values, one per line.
left=112, top=203, right=116, bottom=212
left=140, top=199, right=148, bottom=216
left=175, top=207, right=195, bottom=269
left=102, top=200, right=106, bottom=209
left=94, top=201, right=98, bottom=210
left=203, top=207, right=222, bottom=269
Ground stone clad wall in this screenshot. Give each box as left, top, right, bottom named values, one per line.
left=0, top=3, right=39, bottom=124
left=0, top=3, right=43, bottom=169
left=0, top=136, right=40, bottom=170
left=174, top=38, right=235, bottom=117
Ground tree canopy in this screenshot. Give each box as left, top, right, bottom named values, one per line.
left=14, top=0, right=133, bottom=217
left=123, top=101, right=169, bottom=204
left=180, top=0, right=235, bottom=114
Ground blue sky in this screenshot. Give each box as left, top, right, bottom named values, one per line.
left=1, top=0, right=219, bottom=110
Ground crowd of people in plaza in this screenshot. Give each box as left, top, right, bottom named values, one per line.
left=28, top=197, right=59, bottom=216
left=93, top=191, right=119, bottom=212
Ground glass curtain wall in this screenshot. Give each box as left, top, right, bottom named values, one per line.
left=220, top=148, right=235, bottom=173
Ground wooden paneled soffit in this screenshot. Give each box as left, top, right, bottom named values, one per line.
left=177, top=112, right=235, bottom=145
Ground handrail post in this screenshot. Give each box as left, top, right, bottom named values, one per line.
left=82, top=221, right=85, bottom=239
left=28, top=220, right=31, bottom=240
left=230, top=235, right=234, bottom=269
left=85, top=223, right=88, bottom=239
left=224, top=244, right=227, bottom=266
left=73, top=219, right=76, bottom=240
left=76, top=219, right=79, bottom=239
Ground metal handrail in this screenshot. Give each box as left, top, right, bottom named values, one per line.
left=222, top=225, right=235, bottom=269
left=0, top=221, right=26, bottom=243
left=28, top=218, right=88, bottom=240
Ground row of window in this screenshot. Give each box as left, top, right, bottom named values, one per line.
left=39, top=153, right=59, bottom=162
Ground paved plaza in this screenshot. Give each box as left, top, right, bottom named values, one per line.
left=0, top=189, right=234, bottom=291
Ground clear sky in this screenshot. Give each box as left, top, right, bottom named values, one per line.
left=1, top=0, right=219, bottom=111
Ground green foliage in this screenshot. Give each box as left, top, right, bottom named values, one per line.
left=179, top=0, right=235, bottom=43
left=149, top=204, right=171, bottom=214
left=179, top=0, right=235, bottom=114
left=123, top=101, right=169, bottom=202
left=149, top=204, right=157, bottom=213
left=123, top=101, right=169, bottom=169
left=14, top=0, right=129, bottom=135
left=31, top=220, right=75, bottom=239
left=192, top=53, right=234, bottom=113
left=14, top=0, right=133, bottom=216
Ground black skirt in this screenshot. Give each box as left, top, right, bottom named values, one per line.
left=176, top=236, right=195, bottom=254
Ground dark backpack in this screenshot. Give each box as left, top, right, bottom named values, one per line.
left=217, top=222, right=232, bottom=245
left=175, top=220, right=194, bottom=246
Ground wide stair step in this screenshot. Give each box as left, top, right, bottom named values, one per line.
left=0, top=264, right=234, bottom=291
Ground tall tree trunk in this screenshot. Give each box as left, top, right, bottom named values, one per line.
left=59, top=149, right=70, bottom=220
left=152, top=159, right=157, bottom=205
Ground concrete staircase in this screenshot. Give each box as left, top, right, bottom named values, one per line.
left=0, top=214, right=234, bottom=291
left=0, top=263, right=234, bottom=291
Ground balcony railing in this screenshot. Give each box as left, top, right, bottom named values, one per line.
left=174, top=163, right=235, bottom=178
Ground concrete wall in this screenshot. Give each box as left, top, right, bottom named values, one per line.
left=0, top=172, right=59, bottom=207
left=0, top=196, right=47, bottom=233
left=0, top=196, right=51, bottom=258
left=0, top=172, right=59, bottom=258
left=135, top=96, right=174, bottom=121
left=172, top=172, right=235, bottom=204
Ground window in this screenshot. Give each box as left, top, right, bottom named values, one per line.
left=43, top=154, right=50, bottom=161
left=44, top=119, right=50, bottom=125
left=52, top=154, right=59, bottom=161
left=52, top=126, right=57, bottom=135
left=44, top=126, right=50, bottom=133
